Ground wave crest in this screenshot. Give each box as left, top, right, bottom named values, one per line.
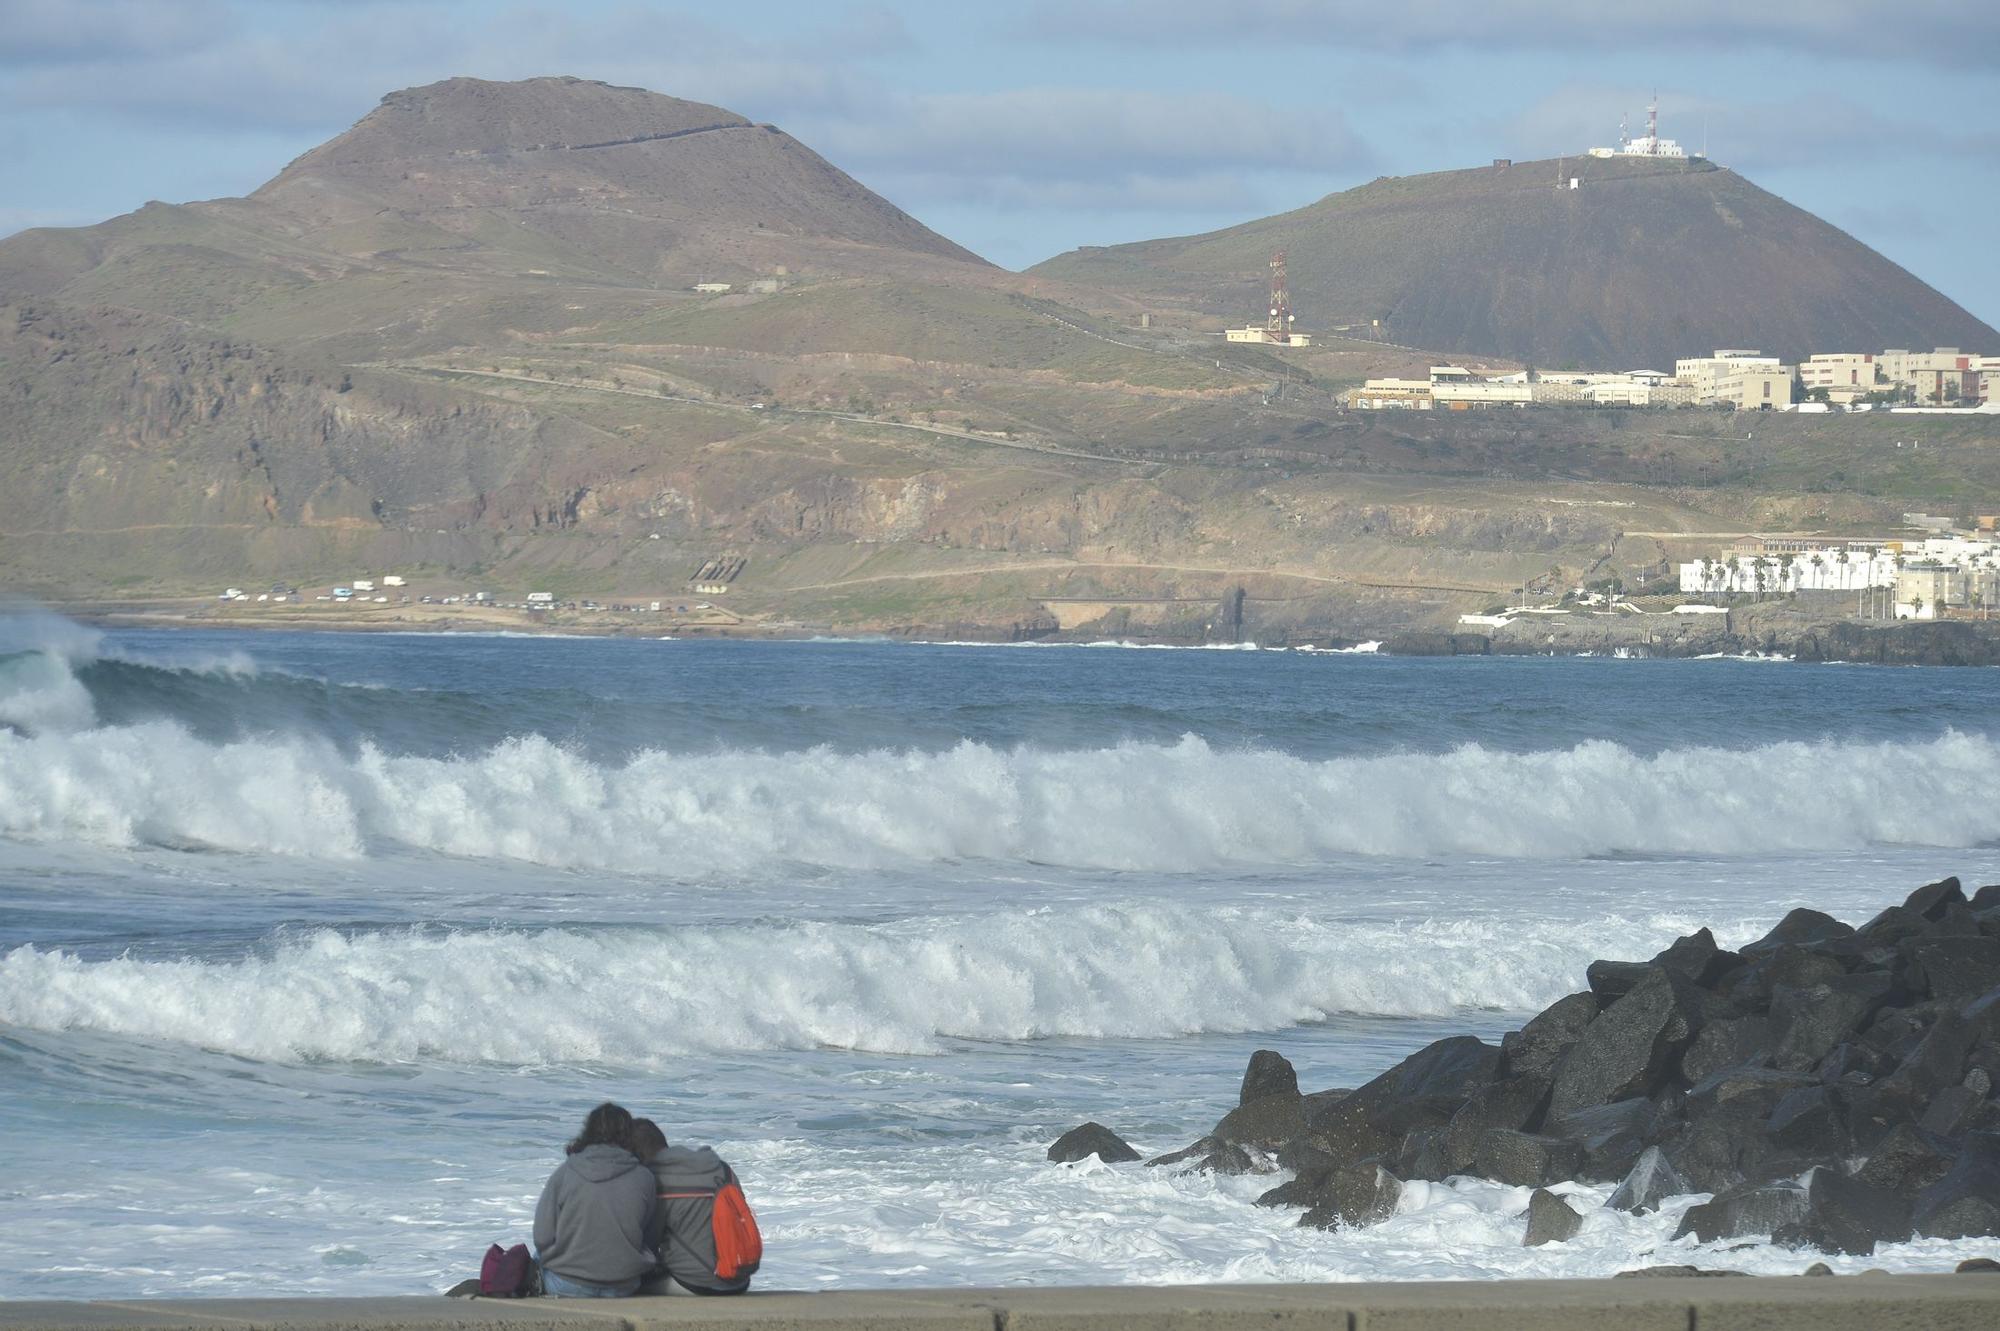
left=0, top=907, right=1717, bottom=1063
left=3, top=719, right=1999, bottom=871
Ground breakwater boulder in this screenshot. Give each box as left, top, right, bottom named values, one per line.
left=1049, top=1122, right=1141, bottom=1164
left=1113, top=876, right=2000, bottom=1255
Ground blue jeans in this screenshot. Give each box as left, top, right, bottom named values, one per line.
left=536, top=1254, right=641, bottom=1299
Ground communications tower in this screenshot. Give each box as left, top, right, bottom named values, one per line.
left=1266, top=251, right=1294, bottom=344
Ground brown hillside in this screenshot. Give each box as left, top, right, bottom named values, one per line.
left=0, top=75, right=989, bottom=327
left=252, top=76, right=989, bottom=276
left=2, top=80, right=1994, bottom=639
left=1029, top=156, right=1998, bottom=370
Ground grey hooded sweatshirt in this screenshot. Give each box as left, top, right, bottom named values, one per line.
left=532, top=1144, right=658, bottom=1286
left=643, top=1144, right=751, bottom=1294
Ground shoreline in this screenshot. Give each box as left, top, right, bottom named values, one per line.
left=37, top=600, right=2000, bottom=665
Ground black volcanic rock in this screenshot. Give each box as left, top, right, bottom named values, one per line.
left=1914, top=1133, right=2000, bottom=1239
left=1903, top=937, right=2000, bottom=1005
left=1773, top=1168, right=1912, bottom=1256
left=1240, top=1050, right=1300, bottom=1105
left=1771, top=974, right=1896, bottom=1071
left=1545, top=1097, right=1672, bottom=1180
left=1607, top=1145, right=1687, bottom=1214
left=1212, top=1095, right=1305, bottom=1151
left=1301, top=1036, right=1500, bottom=1168
left=1742, top=909, right=1855, bottom=956
left=1855, top=1122, right=1957, bottom=1194
left=1441, top=1077, right=1553, bottom=1175
left=1587, top=959, right=1655, bottom=1002
left=1547, top=968, right=1705, bottom=1119
left=1681, top=1014, right=1779, bottom=1084
left=1523, top=1188, right=1583, bottom=1246
left=1048, top=1122, right=1140, bottom=1164
left=1500, top=992, right=1597, bottom=1080
left=1144, top=1135, right=1253, bottom=1174
left=1296, top=1163, right=1402, bottom=1231
left=1474, top=1129, right=1582, bottom=1189
left=1767, top=1085, right=1846, bottom=1155
left=1652, top=928, right=1740, bottom=989
left=1674, top=1180, right=1809, bottom=1243
left=1078, top=877, right=2000, bottom=1253
left=1905, top=877, right=1968, bottom=921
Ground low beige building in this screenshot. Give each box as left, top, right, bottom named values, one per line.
left=1345, top=378, right=1432, bottom=409
left=1880, top=348, right=1981, bottom=404
left=1714, top=364, right=1795, bottom=410
left=1225, top=327, right=1312, bottom=346
left=1675, top=349, right=1780, bottom=399
left=1799, top=353, right=1878, bottom=395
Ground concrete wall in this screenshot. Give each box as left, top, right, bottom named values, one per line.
left=6, top=1276, right=2000, bottom=1331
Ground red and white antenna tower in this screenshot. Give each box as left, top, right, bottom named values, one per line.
left=1646, top=90, right=1659, bottom=147
left=1266, top=250, right=1293, bottom=343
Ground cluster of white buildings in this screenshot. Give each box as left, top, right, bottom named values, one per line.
left=1677, top=530, right=2000, bottom=620
left=1344, top=353, right=1787, bottom=412
left=1343, top=346, right=1997, bottom=413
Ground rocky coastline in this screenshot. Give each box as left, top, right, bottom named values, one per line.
left=1055, top=876, right=2000, bottom=1264
left=1382, top=618, right=2000, bottom=667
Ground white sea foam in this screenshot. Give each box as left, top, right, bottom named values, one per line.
left=4, top=709, right=1999, bottom=871
left=0, top=907, right=1719, bottom=1063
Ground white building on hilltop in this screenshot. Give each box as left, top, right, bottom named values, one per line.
left=1588, top=95, right=1688, bottom=159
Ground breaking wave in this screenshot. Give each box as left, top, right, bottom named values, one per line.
left=2, top=719, right=1998, bottom=871
left=0, top=906, right=1722, bottom=1063
left=3, top=631, right=2000, bottom=872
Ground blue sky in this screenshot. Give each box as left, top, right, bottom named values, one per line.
left=4, top=0, right=1996, bottom=327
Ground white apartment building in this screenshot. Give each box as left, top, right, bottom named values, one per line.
left=1678, top=537, right=2000, bottom=604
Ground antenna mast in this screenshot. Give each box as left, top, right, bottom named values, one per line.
left=1266, top=250, right=1293, bottom=344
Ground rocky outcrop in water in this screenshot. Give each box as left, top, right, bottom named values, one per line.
left=1071, top=876, right=2000, bottom=1256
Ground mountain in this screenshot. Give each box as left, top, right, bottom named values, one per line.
left=1029, top=155, right=1999, bottom=370
left=1, top=76, right=984, bottom=310
left=2, top=81, right=1995, bottom=642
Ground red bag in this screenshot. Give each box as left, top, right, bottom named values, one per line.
left=479, top=1242, right=535, bottom=1297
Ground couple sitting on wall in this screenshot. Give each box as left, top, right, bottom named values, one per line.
left=533, top=1101, right=761, bottom=1297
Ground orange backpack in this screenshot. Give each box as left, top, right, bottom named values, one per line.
left=655, top=1153, right=763, bottom=1290
left=710, top=1175, right=763, bottom=1281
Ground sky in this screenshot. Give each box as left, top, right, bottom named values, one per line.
left=3, top=0, right=1997, bottom=328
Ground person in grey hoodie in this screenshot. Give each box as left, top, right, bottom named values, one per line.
left=629, top=1118, right=755, bottom=1296
left=532, top=1103, right=659, bottom=1298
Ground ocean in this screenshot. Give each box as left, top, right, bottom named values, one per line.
left=3, top=616, right=1998, bottom=1296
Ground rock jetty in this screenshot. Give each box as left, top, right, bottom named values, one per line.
left=1056, top=876, right=2000, bottom=1256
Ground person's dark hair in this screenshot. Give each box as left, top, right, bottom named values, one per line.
left=630, top=1118, right=668, bottom=1161
left=565, top=1101, right=636, bottom=1156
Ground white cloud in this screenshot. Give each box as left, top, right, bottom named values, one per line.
left=0, top=0, right=228, bottom=66
left=1021, top=0, right=2000, bottom=69
left=814, top=87, right=1369, bottom=180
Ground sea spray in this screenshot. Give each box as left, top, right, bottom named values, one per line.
left=0, top=907, right=1735, bottom=1063
left=3, top=720, right=1999, bottom=870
